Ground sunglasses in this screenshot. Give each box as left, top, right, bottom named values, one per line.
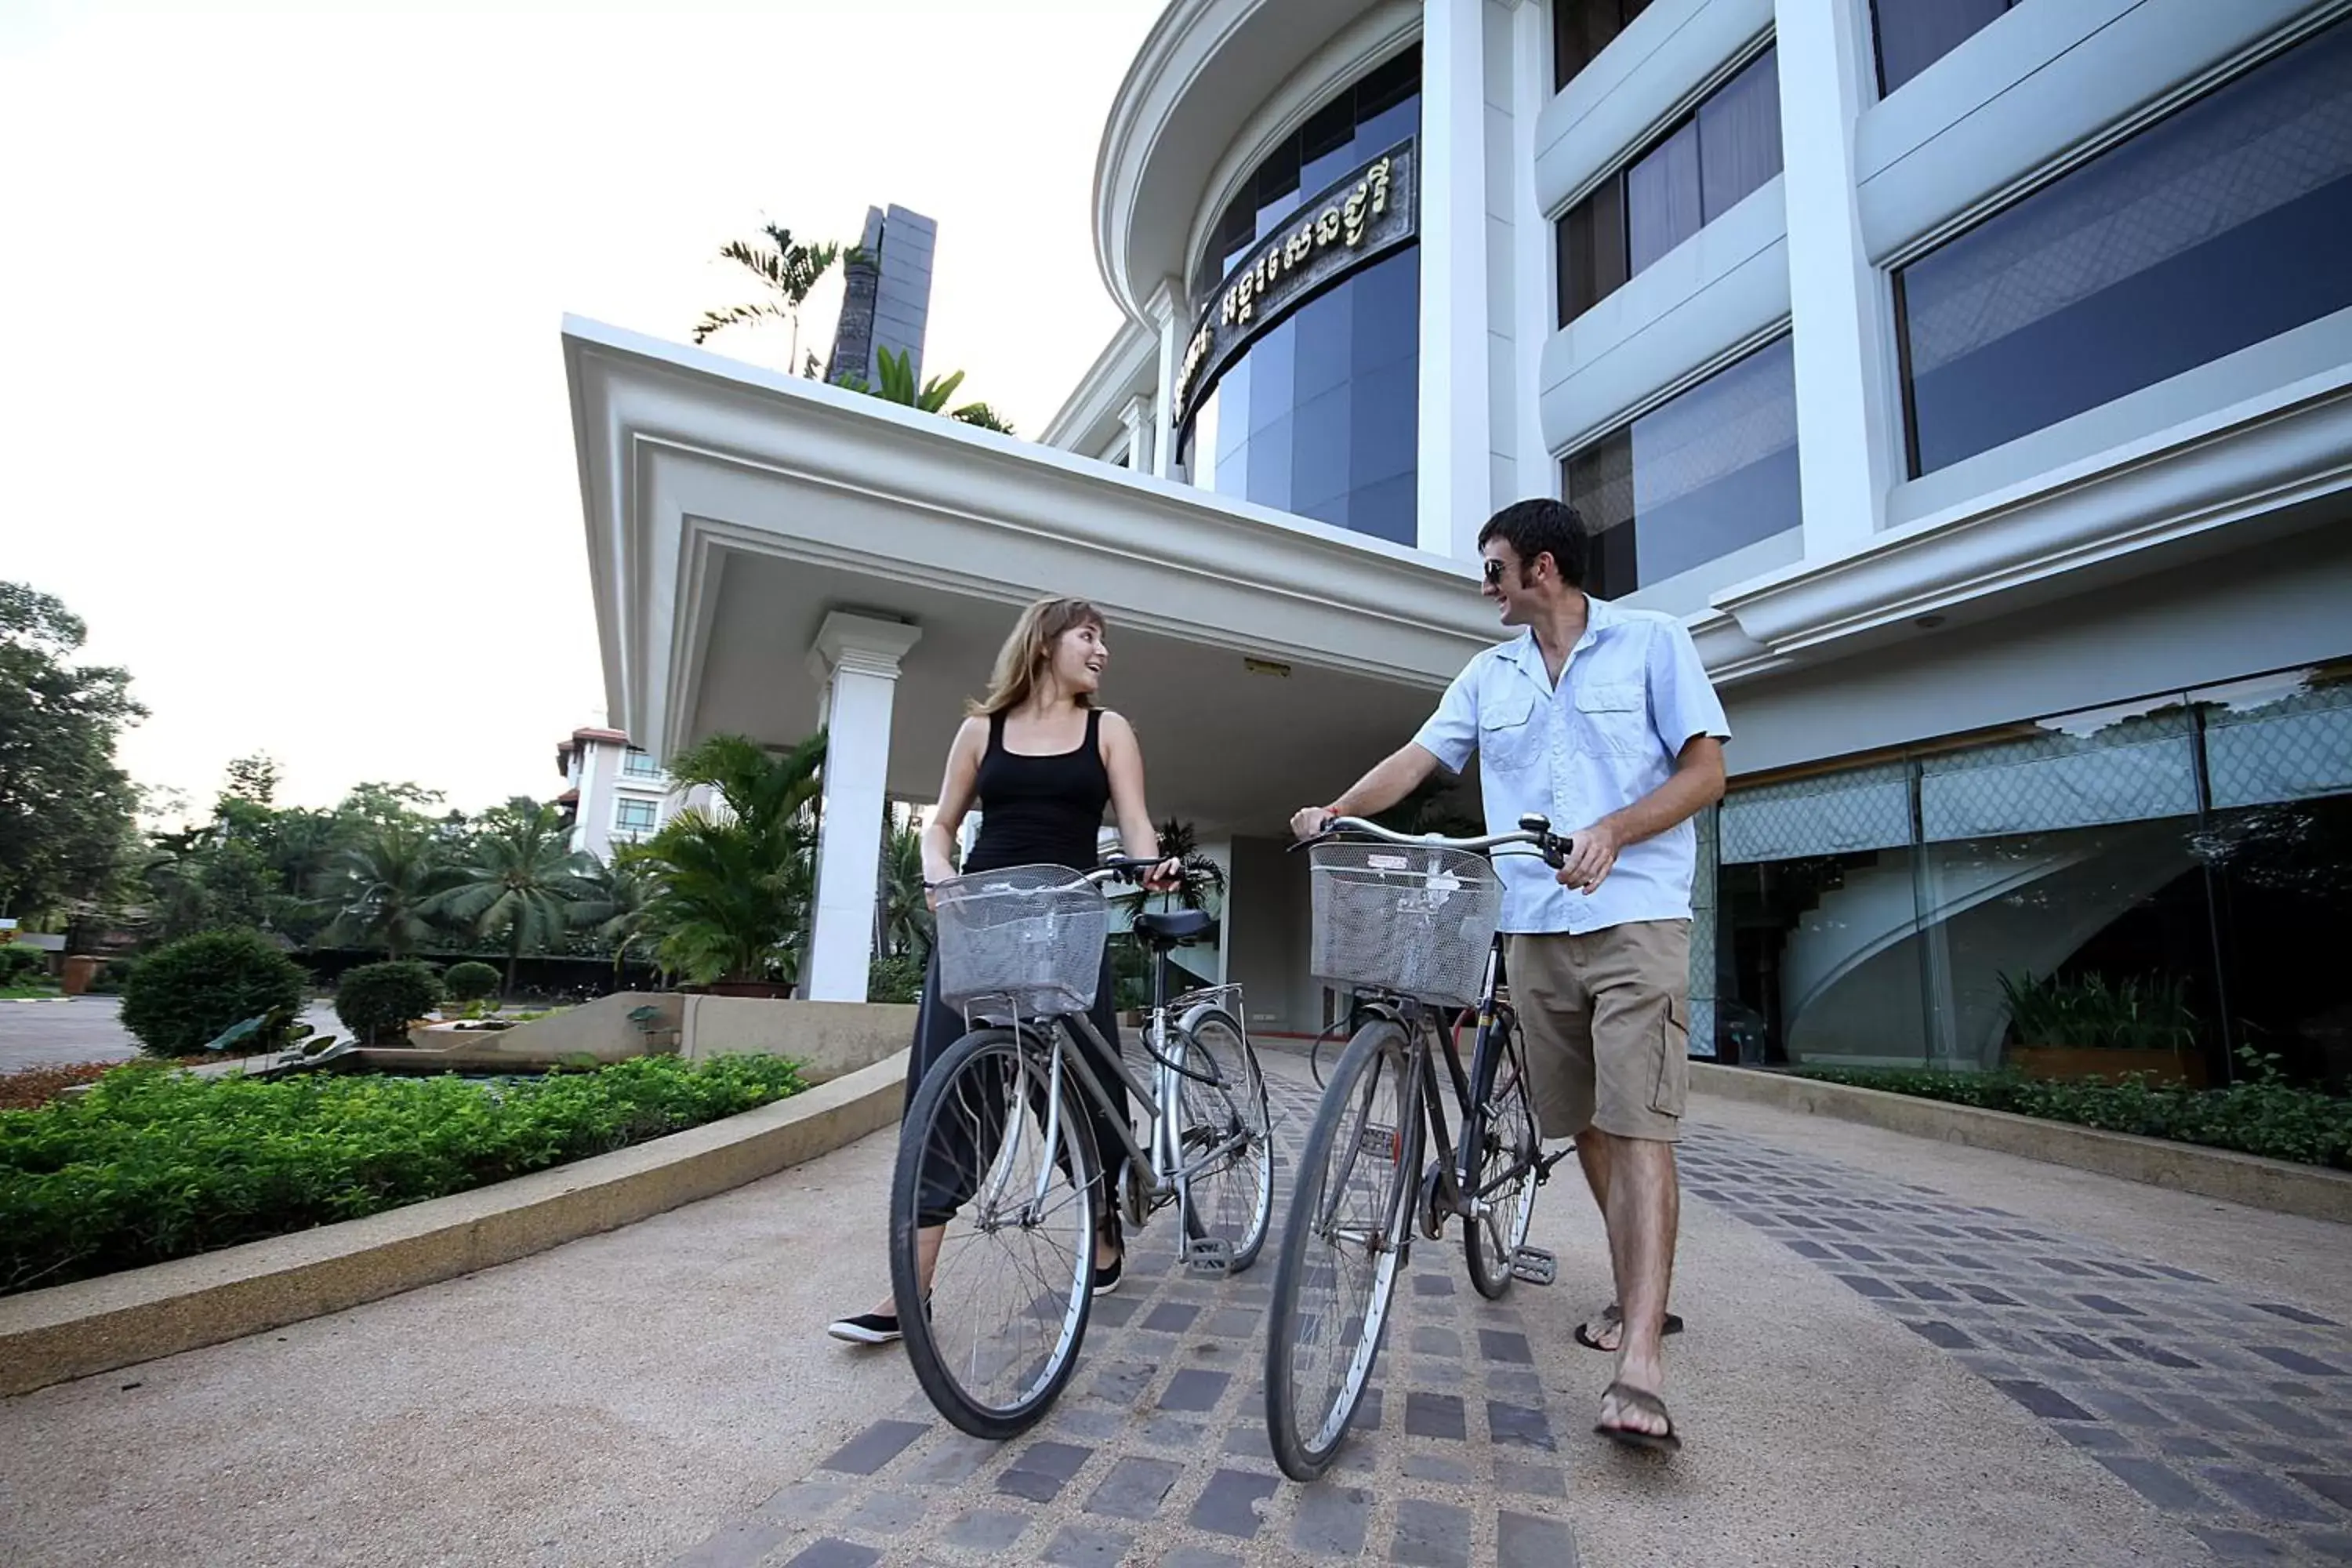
left=1482, top=557, right=1516, bottom=585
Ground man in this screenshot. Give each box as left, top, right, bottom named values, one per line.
left=1289, top=497, right=1727, bottom=1450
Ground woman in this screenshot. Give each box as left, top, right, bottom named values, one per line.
left=828, top=596, right=1179, bottom=1345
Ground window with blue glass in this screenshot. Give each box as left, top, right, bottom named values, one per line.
left=1560, top=335, right=1801, bottom=598
left=1178, top=49, right=1422, bottom=547
left=1896, top=16, right=2352, bottom=475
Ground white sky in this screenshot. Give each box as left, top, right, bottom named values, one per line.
left=0, top=0, right=1160, bottom=816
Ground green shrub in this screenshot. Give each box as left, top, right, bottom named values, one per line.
left=442, top=961, right=501, bottom=1004
left=0, top=1054, right=808, bottom=1292
left=86, top=957, right=137, bottom=996
left=119, top=930, right=307, bottom=1058
left=868, top=953, right=924, bottom=1004
left=1795, top=1051, right=2352, bottom=1170
left=335, top=960, right=443, bottom=1044
left=0, top=947, right=47, bottom=986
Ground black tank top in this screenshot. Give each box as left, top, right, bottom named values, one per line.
left=967, top=710, right=1112, bottom=874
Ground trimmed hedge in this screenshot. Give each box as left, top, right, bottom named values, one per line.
left=1794, top=1058, right=2352, bottom=1171
left=336, top=960, right=442, bottom=1044
left=119, top=930, right=307, bottom=1057
left=442, top=961, right=502, bottom=1004
left=0, top=1054, right=808, bottom=1294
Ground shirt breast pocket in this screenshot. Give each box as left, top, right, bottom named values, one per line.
left=1479, top=690, right=1542, bottom=771
left=1574, top=681, right=1651, bottom=757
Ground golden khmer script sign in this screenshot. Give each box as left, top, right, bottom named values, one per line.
left=1173, top=137, right=1418, bottom=429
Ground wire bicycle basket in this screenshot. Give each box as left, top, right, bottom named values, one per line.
left=933, top=864, right=1109, bottom=1020
left=1308, top=841, right=1504, bottom=1007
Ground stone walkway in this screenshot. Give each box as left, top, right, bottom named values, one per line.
left=6, top=1043, right=2350, bottom=1566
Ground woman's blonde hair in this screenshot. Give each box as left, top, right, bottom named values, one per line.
left=970, top=597, right=1107, bottom=717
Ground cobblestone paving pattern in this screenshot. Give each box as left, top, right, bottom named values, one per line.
left=1679, top=1127, right=2352, bottom=1565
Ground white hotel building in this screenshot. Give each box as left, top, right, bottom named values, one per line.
left=565, top=0, right=2352, bottom=1083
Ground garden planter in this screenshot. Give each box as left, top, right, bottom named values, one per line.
left=60, top=956, right=100, bottom=996
left=2011, top=1045, right=2207, bottom=1088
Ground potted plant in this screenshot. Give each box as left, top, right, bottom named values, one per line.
left=1998, top=970, right=2206, bottom=1087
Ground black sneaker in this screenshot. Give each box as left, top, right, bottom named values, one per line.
left=1093, top=1251, right=1123, bottom=1298
left=826, top=1310, right=902, bottom=1345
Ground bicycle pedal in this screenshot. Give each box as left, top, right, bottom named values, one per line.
left=1184, top=1236, right=1235, bottom=1276
left=1510, top=1246, right=1559, bottom=1287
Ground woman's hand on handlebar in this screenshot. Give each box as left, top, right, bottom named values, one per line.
left=1143, top=856, right=1185, bottom=892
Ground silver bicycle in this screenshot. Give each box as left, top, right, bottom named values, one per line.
left=891, top=856, right=1274, bottom=1439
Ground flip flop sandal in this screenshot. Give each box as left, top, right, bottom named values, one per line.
left=1573, top=1305, right=1686, bottom=1352
left=1595, top=1381, right=1682, bottom=1453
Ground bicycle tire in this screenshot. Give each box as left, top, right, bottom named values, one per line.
left=1265, top=1017, right=1422, bottom=1482
left=891, top=1025, right=1100, bottom=1440
left=1461, top=1014, right=1543, bottom=1300
left=1171, top=1006, right=1273, bottom=1272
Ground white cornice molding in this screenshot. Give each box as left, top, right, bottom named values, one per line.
left=1037, top=318, right=1158, bottom=452
left=563, top=316, right=1503, bottom=753
left=1094, top=0, right=1411, bottom=325
left=1711, top=370, right=2352, bottom=665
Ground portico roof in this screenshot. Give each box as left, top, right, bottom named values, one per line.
left=561, top=317, right=1503, bottom=837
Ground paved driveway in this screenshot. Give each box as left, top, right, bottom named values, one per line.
left=0, top=996, right=344, bottom=1072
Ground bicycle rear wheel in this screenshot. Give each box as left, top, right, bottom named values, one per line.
left=1171, top=1007, right=1273, bottom=1272
left=892, top=1025, right=1099, bottom=1440
left=1265, top=1017, right=1421, bottom=1482
left=1462, top=1016, right=1542, bottom=1300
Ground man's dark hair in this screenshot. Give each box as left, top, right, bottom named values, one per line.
left=1476, top=498, right=1588, bottom=588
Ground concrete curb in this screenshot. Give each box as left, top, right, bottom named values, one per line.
left=0, top=1050, right=911, bottom=1398
left=1692, top=1062, right=2352, bottom=1225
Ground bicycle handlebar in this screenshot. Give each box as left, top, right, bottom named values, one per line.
left=1296, top=814, right=1575, bottom=868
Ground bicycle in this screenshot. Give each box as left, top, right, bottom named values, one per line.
left=891, top=855, right=1275, bottom=1440
left=1264, top=813, right=1577, bottom=1481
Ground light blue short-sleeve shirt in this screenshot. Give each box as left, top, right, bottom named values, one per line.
left=1412, top=596, right=1730, bottom=935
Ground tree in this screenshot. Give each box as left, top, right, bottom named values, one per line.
left=626, top=731, right=826, bottom=986
left=692, top=223, right=842, bottom=370
left=425, top=802, right=597, bottom=995
left=840, top=346, right=1016, bottom=434
left=572, top=856, right=659, bottom=978
left=0, top=583, right=143, bottom=921
left=222, top=753, right=280, bottom=808
left=877, top=818, right=933, bottom=962
left=318, top=823, right=448, bottom=959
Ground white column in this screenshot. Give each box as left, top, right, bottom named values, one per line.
left=1775, top=0, right=1900, bottom=558
left=1512, top=0, right=1559, bottom=506
left=1417, top=0, right=1496, bottom=560
left=805, top=612, right=921, bottom=1002
left=1120, top=394, right=1154, bottom=474
left=1147, top=278, right=1184, bottom=479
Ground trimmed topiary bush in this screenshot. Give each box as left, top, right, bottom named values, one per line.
left=336, top=960, right=443, bottom=1044
left=441, top=960, right=501, bottom=1004
left=0, top=947, right=48, bottom=986
left=120, top=930, right=307, bottom=1057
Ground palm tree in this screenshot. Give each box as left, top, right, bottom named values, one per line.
left=876, top=818, right=933, bottom=962
left=318, top=823, right=447, bottom=958
left=572, top=856, right=658, bottom=979
left=692, top=224, right=842, bottom=371
left=629, top=731, right=826, bottom=988
left=840, top=347, right=1017, bottom=434
left=425, top=804, right=597, bottom=996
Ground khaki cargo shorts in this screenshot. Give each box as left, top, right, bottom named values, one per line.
left=1505, top=921, right=1691, bottom=1143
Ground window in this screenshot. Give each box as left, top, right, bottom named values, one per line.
left=1180, top=49, right=1422, bottom=546
left=1555, top=46, right=1782, bottom=325
left=613, top=798, right=659, bottom=836
left=1896, top=18, right=2352, bottom=475
left=1704, top=662, right=2352, bottom=1081
left=1560, top=335, right=1799, bottom=598
left=1554, top=0, right=1654, bottom=94
left=1871, top=0, right=2017, bottom=97
left=622, top=748, right=661, bottom=778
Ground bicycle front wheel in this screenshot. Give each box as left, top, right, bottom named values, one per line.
left=1265, top=1017, right=1421, bottom=1482
left=892, top=1025, right=1099, bottom=1440
left=1462, top=1016, right=1543, bottom=1300
left=1171, top=1007, right=1273, bottom=1273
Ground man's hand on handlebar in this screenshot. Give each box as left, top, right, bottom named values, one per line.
left=1289, top=805, right=1337, bottom=842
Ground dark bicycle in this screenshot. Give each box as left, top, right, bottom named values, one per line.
left=1264, top=813, right=1576, bottom=1481
left=892, top=856, right=1273, bottom=1440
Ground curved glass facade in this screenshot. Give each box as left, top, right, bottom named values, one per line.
left=1180, top=49, right=1422, bottom=546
